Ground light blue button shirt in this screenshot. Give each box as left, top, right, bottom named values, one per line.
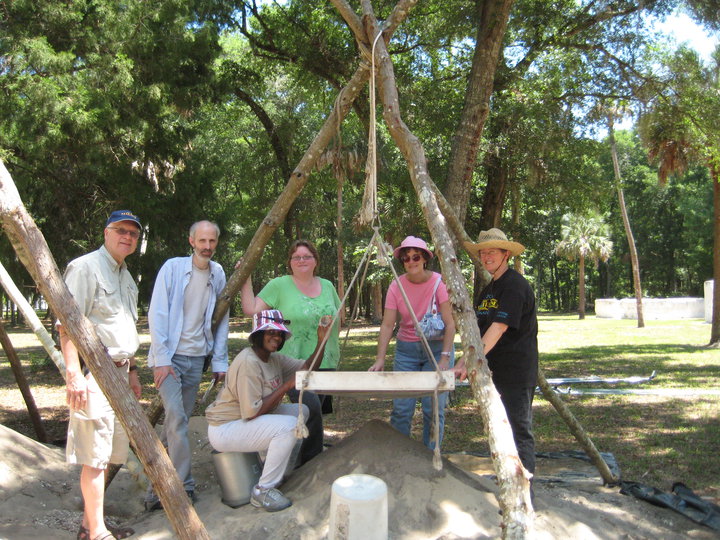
left=147, top=256, right=229, bottom=372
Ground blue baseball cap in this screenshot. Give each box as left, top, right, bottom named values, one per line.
left=106, top=210, right=141, bottom=228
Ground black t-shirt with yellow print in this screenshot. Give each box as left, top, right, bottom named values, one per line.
left=476, top=268, right=538, bottom=387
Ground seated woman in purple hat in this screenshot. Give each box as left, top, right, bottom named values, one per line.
left=205, top=309, right=329, bottom=512
left=369, top=236, right=455, bottom=449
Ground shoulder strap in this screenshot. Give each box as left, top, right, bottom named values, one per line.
left=426, top=275, right=442, bottom=314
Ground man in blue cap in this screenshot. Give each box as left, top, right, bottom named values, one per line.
left=59, top=210, right=143, bottom=540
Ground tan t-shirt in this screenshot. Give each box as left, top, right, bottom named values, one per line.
left=205, top=347, right=304, bottom=426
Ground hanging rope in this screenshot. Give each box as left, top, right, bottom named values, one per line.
left=357, top=30, right=384, bottom=227
left=295, top=30, right=447, bottom=469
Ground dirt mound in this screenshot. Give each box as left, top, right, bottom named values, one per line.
left=1, top=419, right=716, bottom=539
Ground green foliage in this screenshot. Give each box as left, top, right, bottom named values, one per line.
left=0, top=0, right=715, bottom=320
left=601, top=130, right=713, bottom=297
left=0, top=0, right=235, bottom=302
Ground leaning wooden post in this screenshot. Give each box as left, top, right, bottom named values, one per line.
left=105, top=391, right=166, bottom=489
left=0, top=260, right=66, bottom=378
left=0, top=161, right=210, bottom=540
left=211, top=0, right=419, bottom=329
left=536, top=369, right=619, bottom=484
left=0, top=323, right=48, bottom=442
left=360, top=3, right=533, bottom=537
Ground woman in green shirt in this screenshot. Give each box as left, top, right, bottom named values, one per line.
left=241, top=239, right=340, bottom=461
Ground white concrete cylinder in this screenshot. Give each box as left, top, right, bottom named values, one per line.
left=706, top=280, right=714, bottom=323
left=329, top=474, right=388, bottom=540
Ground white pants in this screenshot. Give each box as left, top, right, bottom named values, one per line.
left=208, top=403, right=308, bottom=488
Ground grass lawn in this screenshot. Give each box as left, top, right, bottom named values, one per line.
left=0, top=313, right=717, bottom=499
left=322, top=314, right=720, bottom=498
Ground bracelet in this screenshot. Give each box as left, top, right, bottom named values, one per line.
left=440, top=352, right=451, bottom=357
left=128, top=365, right=138, bottom=372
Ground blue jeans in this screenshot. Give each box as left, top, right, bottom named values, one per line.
left=148, top=354, right=204, bottom=498
left=390, top=339, right=453, bottom=449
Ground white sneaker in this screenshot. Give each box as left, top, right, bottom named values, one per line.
left=250, top=485, right=292, bottom=512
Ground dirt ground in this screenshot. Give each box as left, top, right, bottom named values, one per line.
left=1, top=417, right=718, bottom=540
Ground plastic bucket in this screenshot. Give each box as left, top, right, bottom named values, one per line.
left=329, top=474, right=388, bottom=540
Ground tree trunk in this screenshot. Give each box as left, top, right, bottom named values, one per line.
left=578, top=255, right=586, bottom=320
left=710, top=164, right=720, bottom=346
left=480, top=152, right=509, bottom=231
left=0, top=323, right=48, bottom=442
left=609, top=121, right=644, bottom=327
left=511, top=181, right=523, bottom=274
left=0, top=260, right=67, bottom=377
left=370, top=280, right=383, bottom=324
left=444, top=0, right=516, bottom=224
left=361, top=4, right=533, bottom=536
left=212, top=0, right=419, bottom=329
left=429, top=182, right=484, bottom=276
left=337, top=175, right=347, bottom=326
left=0, top=161, right=210, bottom=540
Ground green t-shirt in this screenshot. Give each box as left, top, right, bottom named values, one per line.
left=258, top=275, right=341, bottom=369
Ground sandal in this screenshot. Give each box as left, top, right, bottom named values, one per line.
left=77, top=522, right=134, bottom=540
left=91, top=532, right=117, bottom=540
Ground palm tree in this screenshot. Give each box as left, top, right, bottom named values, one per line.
left=556, top=213, right=613, bottom=319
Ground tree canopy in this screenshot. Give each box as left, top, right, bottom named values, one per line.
left=1, top=0, right=717, bottom=330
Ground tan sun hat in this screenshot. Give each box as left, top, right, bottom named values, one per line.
left=463, top=228, right=525, bottom=256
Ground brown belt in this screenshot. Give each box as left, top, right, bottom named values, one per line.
left=113, top=359, right=129, bottom=367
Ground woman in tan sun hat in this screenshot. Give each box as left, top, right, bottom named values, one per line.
left=455, top=228, right=538, bottom=498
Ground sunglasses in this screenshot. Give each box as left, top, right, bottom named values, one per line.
left=400, top=254, right=423, bottom=263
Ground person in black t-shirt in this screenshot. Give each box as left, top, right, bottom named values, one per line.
left=454, top=228, right=538, bottom=481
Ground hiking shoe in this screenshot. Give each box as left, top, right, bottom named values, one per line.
left=250, top=485, right=292, bottom=512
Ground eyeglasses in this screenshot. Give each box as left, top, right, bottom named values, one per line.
left=400, top=254, right=423, bottom=263
left=108, top=227, right=140, bottom=239
left=290, top=255, right=314, bottom=262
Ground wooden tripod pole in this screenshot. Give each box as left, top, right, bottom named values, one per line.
left=0, top=323, right=48, bottom=442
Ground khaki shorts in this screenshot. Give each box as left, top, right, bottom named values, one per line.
left=66, top=367, right=129, bottom=469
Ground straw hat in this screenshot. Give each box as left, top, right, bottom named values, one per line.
left=463, top=228, right=525, bottom=256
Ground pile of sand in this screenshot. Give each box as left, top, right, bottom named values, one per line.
left=0, top=419, right=715, bottom=539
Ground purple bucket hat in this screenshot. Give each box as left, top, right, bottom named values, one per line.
left=250, top=309, right=292, bottom=338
